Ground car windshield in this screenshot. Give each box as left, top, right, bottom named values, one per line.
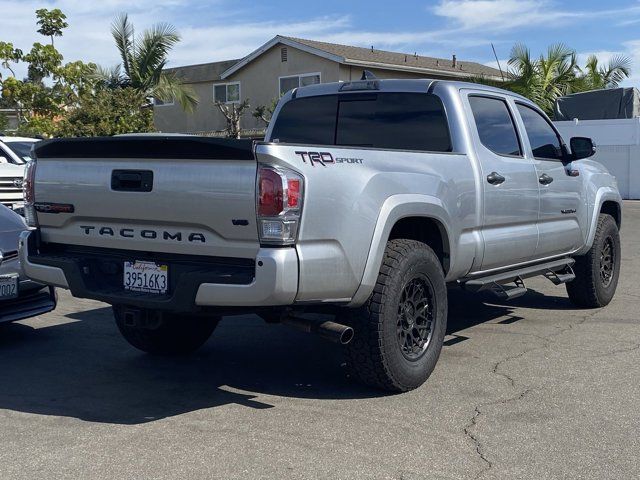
left=3, top=141, right=36, bottom=164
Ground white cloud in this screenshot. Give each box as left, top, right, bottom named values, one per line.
left=432, top=0, right=640, bottom=32
left=576, top=51, right=620, bottom=68
left=2, top=0, right=637, bottom=90
left=171, top=16, right=352, bottom=66
left=0, top=0, right=196, bottom=77
left=0, top=0, right=488, bottom=78
left=432, top=0, right=568, bottom=30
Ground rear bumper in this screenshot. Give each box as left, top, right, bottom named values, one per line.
left=19, top=231, right=298, bottom=311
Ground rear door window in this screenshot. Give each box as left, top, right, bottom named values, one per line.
left=271, top=92, right=451, bottom=152
left=469, top=96, right=521, bottom=157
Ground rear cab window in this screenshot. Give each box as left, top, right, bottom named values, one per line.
left=270, top=92, right=452, bottom=152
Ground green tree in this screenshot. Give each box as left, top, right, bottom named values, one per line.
left=96, top=14, right=198, bottom=112
left=506, top=43, right=581, bottom=115
left=35, top=8, right=68, bottom=47
left=56, top=87, right=154, bottom=137
left=0, top=42, right=23, bottom=77
left=578, top=54, right=632, bottom=90
left=476, top=44, right=632, bottom=116
left=0, top=9, right=101, bottom=136
left=24, top=42, right=64, bottom=82
left=253, top=97, right=280, bottom=127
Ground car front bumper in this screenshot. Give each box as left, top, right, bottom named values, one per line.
left=0, top=280, right=56, bottom=324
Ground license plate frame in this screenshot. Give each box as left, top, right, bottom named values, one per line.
left=0, top=275, right=19, bottom=300
left=123, top=261, right=169, bottom=295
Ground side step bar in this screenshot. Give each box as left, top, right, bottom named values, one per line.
left=461, top=258, right=575, bottom=300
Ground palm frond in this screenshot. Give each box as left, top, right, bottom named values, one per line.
left=91, top=64, right=127, bottom=88
left=153, top=72, right=198, bottom=112
left=111, top=14, right=135, bottom=80
left=602, top=54, right=632, bottom=87
left=134, top=23, right=180, bottom=87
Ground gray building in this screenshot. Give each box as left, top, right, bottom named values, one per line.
left=154, top=35, right=503, bottom=134
left=0, top=109, right=19, bottom=132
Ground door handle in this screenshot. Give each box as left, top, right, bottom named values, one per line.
left=539, top=173, right=554, bottom=185
left=486, top=172, right=505, bottom=185
left=111, top=170, right=154, bottom=192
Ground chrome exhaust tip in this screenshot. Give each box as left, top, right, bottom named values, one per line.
left=281, top=316, right=354, bottom=345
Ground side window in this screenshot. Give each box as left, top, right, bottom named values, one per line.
left=516, top=103, right=563, bottom=160
left=336, top=93, right=451, bottom=152
left=469, top=96, right=521, bottom=157
left=279, top=73, right=321, bottom=96
left=213, top=82, right=241, bottom=104
left=270, top=95, right=337, bottom=145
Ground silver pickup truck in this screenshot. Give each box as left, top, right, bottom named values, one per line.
left=19, top=78, right=622, bottom=392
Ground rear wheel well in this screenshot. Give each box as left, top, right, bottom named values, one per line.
left=601, top=201, right=621, bottom=229
left=388, top=217, right=450, bottom=273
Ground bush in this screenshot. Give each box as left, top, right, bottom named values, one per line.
left=0, top=113, right=9, bottom=132
left=56, top=88, right=154, bottom=137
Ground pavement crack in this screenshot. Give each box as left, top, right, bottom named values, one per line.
left=593, top=342, right=640, bottom=358
left=463, top=405, right=492, bottom=478
left=462, top=309, right=596, bottom=478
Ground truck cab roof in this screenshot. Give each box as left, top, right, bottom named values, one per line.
left=291, top=78, right=530, bottom=103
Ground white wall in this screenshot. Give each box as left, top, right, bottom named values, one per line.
left=555, top=118, right=640, bottom=199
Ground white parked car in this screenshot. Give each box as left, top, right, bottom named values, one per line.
left=0, top=204, right=56, bottom=324
left=0, top=136, right=39, bottom=215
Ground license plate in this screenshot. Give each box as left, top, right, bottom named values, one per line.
left=0, top=275, right=18, bottom=300
left=123, top=261, right=168, bottom=295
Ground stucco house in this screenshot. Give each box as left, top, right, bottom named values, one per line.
left=154, top=35, right=503, bottom=134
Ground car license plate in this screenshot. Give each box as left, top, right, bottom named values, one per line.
left=0, top=275, right=18, bottom=300
left=123, top=261, right=168, bottom=295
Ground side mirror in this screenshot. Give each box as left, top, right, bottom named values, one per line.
left=570, top=137, right=596, bottom=160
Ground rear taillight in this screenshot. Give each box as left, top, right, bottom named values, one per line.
left=23, top=159, right=38, bottom=227
left=256, top=165, right=303, bottom=244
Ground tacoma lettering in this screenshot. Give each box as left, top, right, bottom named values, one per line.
left=79, top=226, right=205, bottom=243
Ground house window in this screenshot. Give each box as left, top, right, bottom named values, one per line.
left=213, top=82, right=241, bottom=104
left=153, top=97, right=174, bottom=107
left=281, top=47, right=288, bottom=62
left=279, top=73, right=321, bottom=95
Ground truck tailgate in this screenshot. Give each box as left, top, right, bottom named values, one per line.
left=32, top=136, right=260, bottom=259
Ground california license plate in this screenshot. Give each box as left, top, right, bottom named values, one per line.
left=0, top=275, right=18, bottom=300
left=123, top=261, right=168, bottom=294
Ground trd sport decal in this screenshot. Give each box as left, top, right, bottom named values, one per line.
left=294, top=151, right=363, bottom=167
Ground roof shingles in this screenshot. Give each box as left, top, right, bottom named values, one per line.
left=283, top=36, right=502, bottom=78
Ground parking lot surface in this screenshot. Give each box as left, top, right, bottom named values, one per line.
left=0, top=202, right=638, bottom=480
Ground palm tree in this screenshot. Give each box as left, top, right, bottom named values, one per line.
left=506, top=43, right=581, bottom=115
left=96, top=14, right=198, bottom=112
left=578, top=54, right=632, bottom=90
left=475, top=44, right=631, bottom=116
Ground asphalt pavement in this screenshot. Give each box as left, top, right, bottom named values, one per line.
left=0, top=202, right=638, bottom=479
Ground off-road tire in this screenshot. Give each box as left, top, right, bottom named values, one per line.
left=342, top=239, right=447, bottom=392
left=114, top=306, right=219, bottom=355
left=566, top=213, right=621, bottom=308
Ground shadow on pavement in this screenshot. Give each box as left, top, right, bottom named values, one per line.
left=0, top=286, right=572, bottom=425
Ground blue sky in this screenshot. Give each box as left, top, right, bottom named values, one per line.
left=2, top=0, right=640, bottom=86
